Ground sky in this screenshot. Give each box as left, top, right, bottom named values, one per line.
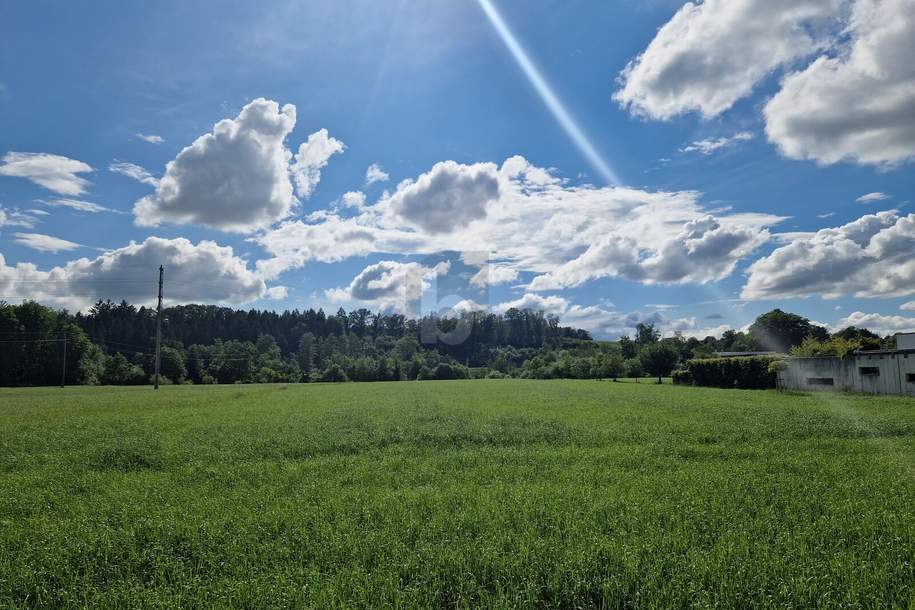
left=1, top=0, right=914, bottom=339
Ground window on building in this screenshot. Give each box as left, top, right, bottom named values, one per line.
left=807, top=377, right=834, bottom=386
left=859, top=367, right=880, bottom=376
left=907, top=373, right=915, bottom=383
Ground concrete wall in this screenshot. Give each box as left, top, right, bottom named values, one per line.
left=853, top=352, right=901, bottom=394
left=779, top=352, right=915, bottom=396
left=780, top=357, right=852, bottom=392
left=897, top=333, right=915, bottom=350
left=900, top=352, right=915, bottom=398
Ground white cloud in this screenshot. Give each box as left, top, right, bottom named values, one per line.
left=325, top=260, right=450, bottom=313
left=338, top=191, right=366, bottom=210
left=255, top=155, right=784, bottom=291
left=263, top=285, right=289, bottom=300
left=109, top=161, right=159, bottom=187
left=494, top=296, right=727, bottom=340
left=365, top=163, right=390, bottom=186
left=764, top=0, right=915, bottom=167
left=856, top=192, right=890, bottom=203
left=13, top=232, right=83, bottom=253
left=834, top=311, right=915, bottom=335
left=742, top=211, right=915, bottom=299
left=136, top=133, right=164, bottom=144
left=253, top=215, right=383, bottom=280
left=0, top=237, right=272, bottom=311
left=290, top=128, right=345, bottom=199
left=680, top=132, right=754, bottom=155
left=386, top=160, right=500, bottom=234
left=493, top=293, right=570, bottom=316
left=614, top=0, right=839, bottom=120
left=469, top=264, right=519, bottom=289
left=900, top=301, right=915, bottom=311
left=134, top=98, right=342, bottom=233
left=500, top=155, right=562, bottom=188
left=449, top=298, right=485, bottom=315
left=0, top=207, right=41, bottom=228
left=529, top=215, right=769, bottom=290
left=0, top=152, right=93, bottom=195
left=39, top=198, right=125, bottom=215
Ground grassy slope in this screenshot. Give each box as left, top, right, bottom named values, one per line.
left=1, top=380, right=914, bottom=608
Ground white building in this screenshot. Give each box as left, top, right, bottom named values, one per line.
left=778, top=333, right=915, bottom=396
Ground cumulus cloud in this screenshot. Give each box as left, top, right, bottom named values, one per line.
left=614, top=0, right=838, bottom=120
left=109, top=161, right=159, bottom=187
left=13, top=233, right=83, bottom=253
left=134, top=99, right=296, bottom=232
left=0, top=152, right=93, bottom=195
left=493, top=293, right=569, bottom=316
left=290, top=128, right=345, bottom=199
left=764, top=0, right=915, bottom=167
left=255, top=155, right=783, bottom=291
left=134, top=98, right=342, bottom=233
left=337, top=191, right=366, bottom=210
left=0, top=237, right=272, bottom=311
left=680, top=132, right=754, bottom=155
left=386, top=160, right=500, bottom=234
left=834, top=311, right=915, bottom=336
left=365, top=163, right=389, bottom=186
left=469, top=264, right=519, bottom=289
left=529, top=215, right=768, bottom=290
left=253, top=215, right=384, bottom=280
left=491, top=295, right=725, bottom=339
left=742, top=211, right=915, bottom=299
left=856, top=192, right=890, bottom=203
left=325, top=260, right=450, bottom=313
left=136, top=133, right=164, bottom=144
left=901, top=301, right=915, bottom=311
left=500, top=155, right=562, bottom=188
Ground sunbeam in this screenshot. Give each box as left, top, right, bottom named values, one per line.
left=476, top=0, right=622, bottom=186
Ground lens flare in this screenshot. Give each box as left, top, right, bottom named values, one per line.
left=476, top=0, right=621, bottom=185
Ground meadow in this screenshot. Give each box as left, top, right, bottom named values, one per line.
left=1, top=380, right=914, bottom=608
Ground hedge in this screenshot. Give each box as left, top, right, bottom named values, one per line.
left=671, top=368, right=693, bottom=386
left=682, top=356, right=779, bottom=390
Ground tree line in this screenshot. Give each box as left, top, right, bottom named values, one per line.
left=0, top=300, right=898, bottom=387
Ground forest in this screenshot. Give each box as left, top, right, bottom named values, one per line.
left=0, top=299, right=893, bottom=386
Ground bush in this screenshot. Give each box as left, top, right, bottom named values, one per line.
left=671, top=368, right=693, bottom=385
left=315, top=364, right=348, bottom=383
left=686, top=356, right=778, bottom=390
left=485, top=370, right=509, bottom=379
left=429, top=363, right=469, bottom=380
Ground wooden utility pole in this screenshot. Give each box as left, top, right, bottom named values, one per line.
left=60, top=331, right=67, bottom=388
left=154, top=265, right=164, bottom=390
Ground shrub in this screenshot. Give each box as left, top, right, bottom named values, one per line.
left=429, top=363, right=469, bottom=380
left=315, top=364, right=348, bottom=383
left=671, top=368, right=693, bottom=386
left=686, top=356, right=778, bottom=390
left=485, top=370, right=509, bottom=379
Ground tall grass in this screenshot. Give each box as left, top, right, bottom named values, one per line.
left=1, top=381, right=913, bottom=607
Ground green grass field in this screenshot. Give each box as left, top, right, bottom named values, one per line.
left=1, top=380, right=914, bottom=608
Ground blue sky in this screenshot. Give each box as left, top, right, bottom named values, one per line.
left=1, top=0, right=914, bottom=338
